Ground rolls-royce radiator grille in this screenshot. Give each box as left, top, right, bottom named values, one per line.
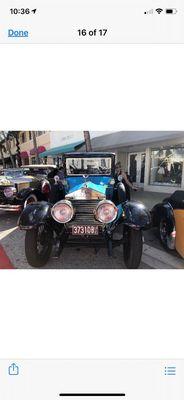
left=68, top=200, right=101, bottom=226
left=0, top=190, right=6, bottom=203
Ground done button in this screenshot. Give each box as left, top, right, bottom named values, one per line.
left=8, top=29, right=29, bottom=38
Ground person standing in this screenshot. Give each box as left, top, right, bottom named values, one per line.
left=115, top=162, right=137, bottom=200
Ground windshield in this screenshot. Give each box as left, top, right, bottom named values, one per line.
left=26, top=168, right=51, bottom=176
left=0, top=169, right=25, bottom=179
left=66, top=157, right=112, bottom=175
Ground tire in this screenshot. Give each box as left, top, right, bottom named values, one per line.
left=24, top=194, right=37, bottom=208
left=25, top=225, right=52, bottom=268
left=123, top=227, right=143, bottom=268
left=159, top=218, right=175, bottom=250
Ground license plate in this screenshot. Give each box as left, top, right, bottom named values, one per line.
left=72, top=225, right=99, bottom=236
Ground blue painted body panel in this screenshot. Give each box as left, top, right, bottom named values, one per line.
left=65, top=175, right=123, bottom=224
left=66, top=176, right=112, bottom=193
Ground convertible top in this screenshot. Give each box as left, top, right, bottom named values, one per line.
left=168, top=190, right=184, bottom=209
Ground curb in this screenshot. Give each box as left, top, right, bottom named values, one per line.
left=0, top=244, right=15, bottom=269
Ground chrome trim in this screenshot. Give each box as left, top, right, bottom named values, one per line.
left=0, top=204, right=22, bottom=212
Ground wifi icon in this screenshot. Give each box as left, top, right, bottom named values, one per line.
left=156, top=8, right=163, bottom=14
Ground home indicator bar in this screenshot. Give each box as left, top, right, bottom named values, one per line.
left=59, top=394, right=126, bottom=397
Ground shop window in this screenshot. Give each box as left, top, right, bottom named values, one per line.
left=150, top=146, right=184, bottom=186
left=31, top=157, right=36, bottom=165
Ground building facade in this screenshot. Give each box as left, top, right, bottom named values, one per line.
left=84, top=131, right=184, bottom=194
left=19, top=131, right=51, bottom=165
left=0, top=131, right=51, bottom=167
left=0, top=131, right=109, bottom=167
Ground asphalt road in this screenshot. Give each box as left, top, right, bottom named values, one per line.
left=0, top=211, right=183, bottom=269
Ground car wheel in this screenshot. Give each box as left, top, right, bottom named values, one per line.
left=159, top=218, right=175, bottom=250
left=25, top=225, right=52, bottom=267
left=123, top=227, right=143, bottom=269
left=24, top=194, right=37, bottom=208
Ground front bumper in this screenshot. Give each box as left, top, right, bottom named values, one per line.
left=0, top=204, right=22, bottom=212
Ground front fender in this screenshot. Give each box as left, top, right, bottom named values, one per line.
left=151, top=202, right=175, bottom=232
left=123, top=201, right=151, bottom=230
left=17, top=187, right=36, bottom=200
left=18, top=201, right=52, bottom=230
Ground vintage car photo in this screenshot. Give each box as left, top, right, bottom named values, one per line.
left=18, top=152, right=151, bottom=268
left=0, top=130, right=184, bottom=269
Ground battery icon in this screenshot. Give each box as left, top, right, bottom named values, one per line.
left=166, top=8, right=177, bottom=14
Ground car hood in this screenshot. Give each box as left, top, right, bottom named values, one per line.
left=0, top=177, right=12, bottom=186
left=0, top=175, right=37, bottom=187
left=65, top=176, right=112, bottom=200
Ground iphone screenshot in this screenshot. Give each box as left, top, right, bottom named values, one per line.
left=0, top=1, right=184, bottom=399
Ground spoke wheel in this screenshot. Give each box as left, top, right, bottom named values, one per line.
left=159, top=219, right=175, bottom=250
left=25, top=225, right=52, bottom=267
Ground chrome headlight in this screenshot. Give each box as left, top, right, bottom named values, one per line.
left=4, top=187, right=17, bottom=198
left=51, top=200, right=74, bottom=223
left=94, top=200, right=118, bottom=224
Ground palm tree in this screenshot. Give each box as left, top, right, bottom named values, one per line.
left=32, top=131, right=40, bottom=164
left=0, top=142, right=5, bottom=168
left=83, top=131, right=92, bottom=151
left=8, top=131, right=22, bottom=167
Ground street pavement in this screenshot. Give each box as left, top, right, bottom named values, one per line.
left=131, top=190, right=167, bottom=209
left=0, top=211, right=183, bottom=269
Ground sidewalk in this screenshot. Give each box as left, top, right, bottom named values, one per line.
left=131, top=190, right=167, bottom=210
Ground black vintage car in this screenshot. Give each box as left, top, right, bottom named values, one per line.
left=19, top=152, right=151, bottom=268
left=0, top=165, right=56, bottom=212
left=151, top=190, right=184, bottom=259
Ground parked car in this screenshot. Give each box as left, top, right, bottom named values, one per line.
left=0, top=165, right=56, bottom=212
left=19, top=152, right=151, bottom=268
left=20, top=164, right=58, bottom=180
left=151, top=190, right=184, bottom=258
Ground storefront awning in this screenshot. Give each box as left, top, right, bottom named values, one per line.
left=83, top=131, right=184, bottom=152
left=30, top=146, right=46, bottom=156
left=20, top=151, right=29, bottom=159
left=39, top=140, right=85, bottom=158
